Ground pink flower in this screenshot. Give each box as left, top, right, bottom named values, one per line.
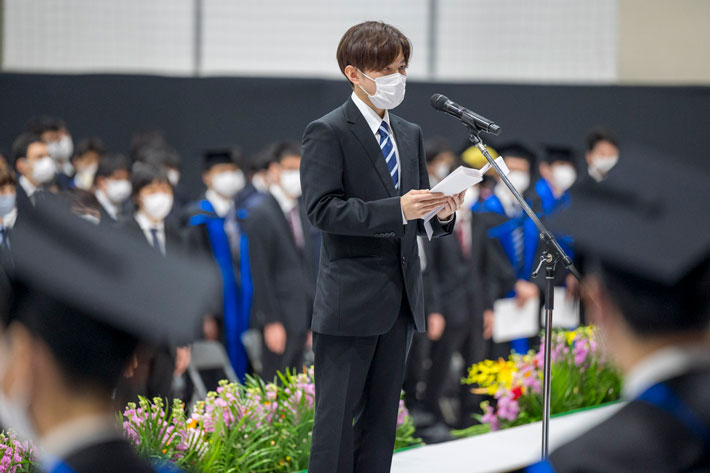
left=496, top=395, right=519, bottom=422
left=481, top=404, right=500, bottom=431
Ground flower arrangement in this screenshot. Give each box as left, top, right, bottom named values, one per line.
left=455, top=326, right=622, bottom=437
left=121, top=366, right=420, bottom=472
left=0, top=432, right=35, bottom=473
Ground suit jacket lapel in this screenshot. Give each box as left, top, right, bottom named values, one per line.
left=344, top=99, right=397, bottom=197
left=389, top=115, right=416, bottom=195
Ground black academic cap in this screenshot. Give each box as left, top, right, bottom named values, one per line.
left=9, top=199, right=219, bottom=347
left=548, top=143, right=710, bottom=285
left=203, top=149, right=237, bottom=171
left=496, top=142, right=537, bottom=168
left=542, top=145, right=575, bottom=164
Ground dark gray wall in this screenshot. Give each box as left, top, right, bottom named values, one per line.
left=1, top=72, right=708, bottom=198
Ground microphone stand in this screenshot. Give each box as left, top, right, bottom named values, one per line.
left=465, top=125, right=581, bottom=459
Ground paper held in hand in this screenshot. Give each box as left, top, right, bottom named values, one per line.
left=423, top=156, right=509, bottom=239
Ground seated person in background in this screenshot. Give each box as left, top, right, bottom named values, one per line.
left=184, top=150, right=252, bottom=381
left=246, top=141, right=318, bottom=381
left=12, top=133, right=54, bottom=212
left=535, top=145, right=577, bottom=217
left=71, top=137, right=105, bottom=191
left=473, top=143, right=540, bottom=354
left=526, top=147, right=710, bottom=473
left=583, top=128, right=619, bottom=183
left=0, top=199, right=216, bottom=473
left=0, top=163, right=17, bottom=307
left=424, top=137, right=457, bottom=187
left=92, top=153, right=132, bottom=223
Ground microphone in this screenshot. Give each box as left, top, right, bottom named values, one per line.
left=430, top=94, right=502, bottom=135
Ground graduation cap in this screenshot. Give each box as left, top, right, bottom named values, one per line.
left=203, top=149, right=237, bottom=171
left=6, top=199, right=220, bottom=386
left=542, top=145, right=575, bottom=164
left=548, top=143, right=710, bottom=286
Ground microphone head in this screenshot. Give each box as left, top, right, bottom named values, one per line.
left=430, top=94, right=449, bottom=110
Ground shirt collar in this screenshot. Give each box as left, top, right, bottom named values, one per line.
left=134, top=210, right=165, bottom=232
left=95, top=190, right=119, bottom=220
left=39, top=413, right=120, bottom=469
left=351, top=91, right=391, bottom=136
left=269, top=184, right=297, bottom=215
left=622, top=344, right=710, bottom=399
left=205, top=189, right=234, bottom=217
left=19, top=175, right=38, bottom=198
left=1, top=207, right=17, bottom=229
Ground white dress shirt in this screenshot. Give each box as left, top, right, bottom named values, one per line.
left=134, top=211, right=166, bottom=255
left=622, top=344, right=710, bottom=399
left=19, top=175, right=38, bottom=199
left=95, top=189, right=120, bottom=221
left=206, top=189, right=234, bottom=218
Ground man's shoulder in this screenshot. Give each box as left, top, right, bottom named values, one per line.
left=389, top=112, right=421, bottom=134
left=307, top=100, right=350, bottom=130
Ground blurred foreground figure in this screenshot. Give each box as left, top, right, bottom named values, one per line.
left=0, top=199, right=217, bottom=473
left=526, top=146, right=710, bottom=472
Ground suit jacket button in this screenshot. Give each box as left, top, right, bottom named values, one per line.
left=401, top=256, right=406, bottom=265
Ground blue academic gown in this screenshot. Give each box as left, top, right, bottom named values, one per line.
left=535, top=178, right=574, bottom=262
left=188, top=200, right=253, bottom=381
left=473, top=193, right=540, bottom=353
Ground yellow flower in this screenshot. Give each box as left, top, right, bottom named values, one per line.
left=566, top=330, right=577, bottom=346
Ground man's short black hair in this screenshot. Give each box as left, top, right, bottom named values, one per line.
left=424, top=137, right=453, bottom=164
left=137, top=145, right=181, bottom=170
left=600, top=256, right=710, bottom=336
left=93, top=153, right=131, bottom=185
left=131, top=161, right=170, bottom=204
left=26, top=115, right=64, bottom=134
left=11, top=132, right=44, bottom=165
left=585, top=128, right=618, bottom=152
left=75, top=137, right=106, bottom=157
left=272, top=141, right=302, bottom=163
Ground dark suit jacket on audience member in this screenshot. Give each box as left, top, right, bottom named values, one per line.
left=59, top=439, right=155, bottom=473
left=247, top=193, right=317, bottom=336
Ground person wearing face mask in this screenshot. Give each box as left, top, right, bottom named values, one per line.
left=92, top=153, right=132, bottom=224
left=0, top=198, right=218, bottom=473
left=71, top=137, right=105, bottom=191
left=245, top=141, right=319, bottom=382
left=424, top=138, right=456, bottom=187
left=12, top=133, right=56, bottom=213
left=301, top=22, right=462, bottom=473
left=184, top=150, right=253, bottom=384
left=473, top=143, right=541, bottom=356
left=119, top=162, right=190, bottom=404
left=536, top=146, right=577, bottom=216
left=136, top=145, right=189, bottom=231
left=584, top=128, right=620, bottom=183
left=0, top=164, right=17, bottom=302
left=27, top=116, right=75, bottom=191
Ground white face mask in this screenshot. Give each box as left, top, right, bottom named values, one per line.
left=251, top=173, right=269, bottom=193
left=31, top=156, right=56, bottom=184
left=0, top=194, right=16, bottom=217
left=358, top=70, right=407, bottom=110
left=506, top=171, right=530, bottom=193
left=280, top=170, right=302, bottom=198
left=47, top=135, right=73, bottom=162
left=142, top=192, right=173, bottom=221
left=0, top=342, right=36, bottom=441
left=591, top=155, right=618, bottom=175
left=105, top=179, right=132, bottom=204
left=166, top=169, right=180, bottom=188
left=551, top=165, right=577, bottom=192
left=462, top=186, right=479, bottom=209
left=212, top=170, right=245, bottom=198
left=434, top=163, right=450, bottom=181
left=74, top=163, right=98, bottom=191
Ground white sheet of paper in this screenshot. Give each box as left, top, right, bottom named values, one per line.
left=540, top=287, right=580, bottom=329
left=493, top=297, right=540, bottom=343
left=423, top=156, right=509, bottom=240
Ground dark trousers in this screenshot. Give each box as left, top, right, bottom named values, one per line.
left=403, top=333, right=429, bottom=410
left=308, top=297, right=414, bottom=473
left=260, top=330, right=308, bottom=381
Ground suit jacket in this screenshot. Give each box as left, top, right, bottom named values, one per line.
left=247, top=194, right=317, bottom=334
left=548, top=368, right=710, bottom=472
left=300, top=98, right=454, bottom=336
left=120, top=214, right=185, bottom=256
left=426, top=212, right=490, bottom=326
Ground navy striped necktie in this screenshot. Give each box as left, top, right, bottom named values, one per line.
left=378, top=121, right=399, bottom=190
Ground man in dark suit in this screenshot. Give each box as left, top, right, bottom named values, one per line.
left=92, top=153, right=133, bottom=224
left=247, top=142, right=319, bottom=381
left=301, top=21, right=464, bottom=473
left=524, top=148, right=710, bottom=473
left=12, top=133, right=55, bottom=214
